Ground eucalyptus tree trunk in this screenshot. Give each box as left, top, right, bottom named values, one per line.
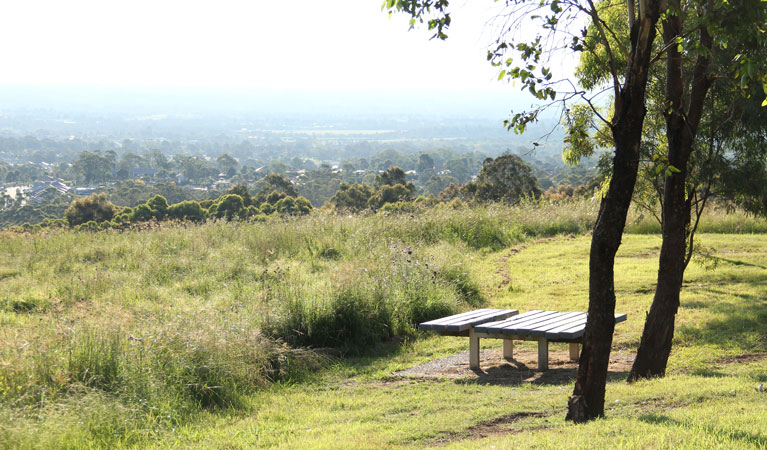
left=566, top=0, right=663, bottom=422
left=628, top=13, right=713, bottom=381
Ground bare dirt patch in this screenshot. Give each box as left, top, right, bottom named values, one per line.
left=713, top=353, right=767, bottom=366
left=429, top=411, right=553, bottom=445
left=494, top=246, right=525, bottom=288
left=394, top=348, right=635, bottom=386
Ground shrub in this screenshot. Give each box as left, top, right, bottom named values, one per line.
left=327, top=183, right=374, bottom=212
left=244, top=205, right=261, bottom=218
left=265, top=190, right=287, bottom=206
left=260, top=202, right=275, bottom=215
left=145, top=195, right=169, bottom=220
left=168, top=200, right=206, bottom=222
left=65, top=194, right=117, bottom=226
left=210, top=194, right=245, bottom=220
left=130, top=204, right=154, bottom=223
left=74, top=220, right=106, bottom=232
left=226, top=185, right=253, bottom=206
left=368, top=184, right=414, bottom=210
left=275, top=196, right=312, bottom=215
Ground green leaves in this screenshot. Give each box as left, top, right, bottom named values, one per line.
left=382, top=0, right=452, bottom=40
left=488, top=36, right=556, bottom=100
left=504, top=111, right=538, bottom=135
left=665, top=165, right=681, bottom=177
left=562, top=104, right=597, bottom=166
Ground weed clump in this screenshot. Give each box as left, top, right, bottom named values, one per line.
left=263, top=240, right=465, bottom=353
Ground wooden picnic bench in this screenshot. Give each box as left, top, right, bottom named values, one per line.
left=420, top=309, right=627, bottom=371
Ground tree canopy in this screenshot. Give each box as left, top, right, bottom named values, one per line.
left=464, top=154, right=539, bottom=203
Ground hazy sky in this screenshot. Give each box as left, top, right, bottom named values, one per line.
left=0, top=0, right=504, bottom=89
left=0, top=0, right=572, bottom=92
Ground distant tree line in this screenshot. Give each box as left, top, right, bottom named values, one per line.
left=13, top=176, right=313, bottom=232
left=326, top=155, right=551, bottom=213
left=0, top=138, right=596, bottom=199
left=5, top=153, right=600, bottom=232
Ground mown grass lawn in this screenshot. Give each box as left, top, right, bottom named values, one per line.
left=150, top=233, right=767, bottom=449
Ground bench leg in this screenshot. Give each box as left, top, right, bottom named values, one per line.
left=503, top=340, right=514, bottom=360
left=537, top=338, right=549, bottom=371
left=569, top=342, right=579, bottom=361
left=469, top=329, right=480, bottom=370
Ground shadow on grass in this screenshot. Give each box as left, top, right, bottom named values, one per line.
left=710, top=256, right=767, bottom=270
left=460, top=361, right=628, bottom=386
left=639, top=413, right=767, bottom=447
left=673, top=271, right=767, bottom=354
left=688, top=368, right=729, bottom=378
left=455, top=364, right=630, bottom=387
left=327, top=335, right=412, bottom=371
left=676, top=297, right=767, bottom=352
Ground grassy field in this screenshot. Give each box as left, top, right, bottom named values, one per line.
left=1, top=202, right=766, bottom=448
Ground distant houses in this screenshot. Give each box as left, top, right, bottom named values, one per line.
left=111, top=167, right=160, bottom=179
left=129, top=168, right=158, bottom=179
left=24, top=177, right=71, bottom=202
left=73, top=186, right=100, bottom=196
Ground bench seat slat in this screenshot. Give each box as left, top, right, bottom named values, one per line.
left=545, top=318, right=588, bottom=339
left=473, top=310, right=551, bottom=332
left=419, top=309, right=518, bottom=333
left=522, top=312, right=586, bottom=336
left=480, top=310, right=558, bottom=329
left=554, top=326, right=587, bottom=340
left=488, top=311, right=562, bottom=333
left=498, top=311, right=568, bottom=332
left=420, top=308, right=492, bottom=327
left=444, top=309, right=519, bottom=332
left=432, top=309, right=499, bottom=327
left=527, top=313, right=588, bottom=337
left=420, top=309, right=497, bottom=329
left=543, top=313, right=627, bottom=339
left=506, top=309, right=545, bottom=319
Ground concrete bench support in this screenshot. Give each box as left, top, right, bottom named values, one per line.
left=469, top=329, right=480, bottom=369
left=503, top=340, right=514, bottom=361
left=537, top=338, right=549, bottom=370
left=569, top=342, right=579, bottom=361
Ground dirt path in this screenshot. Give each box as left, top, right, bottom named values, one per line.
left=493, top=235, right=577, bottom=289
